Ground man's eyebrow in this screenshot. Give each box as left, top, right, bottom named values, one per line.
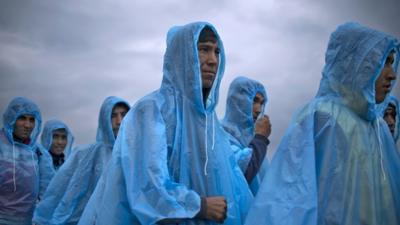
left=198, top=42, right=216, bottom=46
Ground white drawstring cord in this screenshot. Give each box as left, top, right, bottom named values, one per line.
left=376, top=119, right=386, bottom=180
left=204, top=113, right=209, bottom=176
left=12, top=143, right=16, bottom=192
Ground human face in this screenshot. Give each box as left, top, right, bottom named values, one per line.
left=253, top=92, right=265, bottom=122
left=375, top=52, right=396, bottom=103
left=111, top=105, right=129, bottom=137
left=50, top=128, right=68, bottom=155
left=13, top=114, right=35, bottom=141
left=383, top=104, right=396, bottom=136
left=198, top=40, right=220, bottom=89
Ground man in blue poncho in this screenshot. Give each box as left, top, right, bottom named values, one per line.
left=78, top=22, right=253, bottom=225
left=383, top=96, right=399, bottom=148
left=33, top=96, right=130, bottom=225
left=0, top=97, right=55, bottom=225
left=221, top=76, right=271, bottom=194
left=40, top=119, right=74, bottom=170
left=245, top=22, right=400, bottom=225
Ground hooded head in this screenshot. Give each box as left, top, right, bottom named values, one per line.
left=317, top=22, right=399, bottom=121
left=161, top=22, right=225, bottom=113
left=222, top=76, right=267, bottom=146
left=3, top=97, right=42, bottom=147
left=41, top=119, right=74, bottom=155
left=96, top=96, right=130, bottom=146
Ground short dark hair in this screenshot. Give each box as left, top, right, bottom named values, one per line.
left=113, top=102, right=130, bottom=111
left=198, top=26, right=217, bottom=43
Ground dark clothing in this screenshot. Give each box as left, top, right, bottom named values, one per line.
left=13, top=135, right=31, bottom=145
left=245, top=134, right=269, bottom=183
left=49, top=151, right=65, bottom=170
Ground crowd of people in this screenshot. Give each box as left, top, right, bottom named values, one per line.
left=0, top=21, right=399, bottom=225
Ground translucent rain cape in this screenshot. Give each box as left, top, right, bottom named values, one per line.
left=0, top=97, right=54, bottom=225
left=40, top=119, right=75, bottom=167
left=245, top=22, right=400, bottom=225
left=78, top=22, right=253, bottom=225
left=33, top=96, right=129, bottom=225
left=221, top=76, right=268, bottom=194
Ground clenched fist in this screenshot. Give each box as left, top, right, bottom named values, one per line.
left=254, top=115, right=271, bottom=138
left=204, top=196, right=227, bottom=223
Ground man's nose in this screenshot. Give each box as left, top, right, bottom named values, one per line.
left=207, top=52, right=218, bottom=65
left=387, top=67, right=396, bottom=81
left=117, top=115, right=123, bottom=124
left=24, top=121, right=34, bottom=128
left=388, top=117, right=395, bottom=126
left=54, top=138, right=61, bottom=145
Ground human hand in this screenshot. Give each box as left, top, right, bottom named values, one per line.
left=204, top=196, right=227, bottom=223
left=254, top=115, right=271, bottom=138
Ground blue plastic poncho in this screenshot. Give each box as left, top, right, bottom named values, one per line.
left=40, top=119, right=75, bottom=168
left=33, top=96, right=130, bottom=225
left=245, top=22, right=400, bottom=225
left=0, top=97, right=55, bottom=225
left=221, top=76, right=268, bottom=194
left=78, top=22, right=253, bottom=225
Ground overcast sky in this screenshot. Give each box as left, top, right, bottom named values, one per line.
left=1, top=0, right=399, bottom=158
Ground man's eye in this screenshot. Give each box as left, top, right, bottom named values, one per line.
left=215, top=49, right=220, bottom=55
left=199, top=47, right=208, bottom=52
left=386, top=56, right=394, bottom=65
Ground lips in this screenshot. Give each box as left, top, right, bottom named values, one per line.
left=383, top=84, right=391, bottom=92
left=202, top=70, right=216, bottom=76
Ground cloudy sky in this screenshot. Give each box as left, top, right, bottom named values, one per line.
left=1, top=0, right=399, bottom=157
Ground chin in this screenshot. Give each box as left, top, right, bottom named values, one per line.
left=376, top=96, right=385, bottom=104
left=203, top=79, right=215, bottom=88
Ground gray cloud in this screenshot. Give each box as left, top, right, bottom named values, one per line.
left=0, top=0, right=399, bottom=157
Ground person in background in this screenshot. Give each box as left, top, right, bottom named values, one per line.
left=0, top=97, right=54, bottom=225
left=383, top=95, right=399, bottom=150
left=40, top=119, right=74, bottom=170
left=33, top=96, right=130, bottom=225
left=221, top=76, right=271, bottom=194
left=245, top=22, right=400, bottom=225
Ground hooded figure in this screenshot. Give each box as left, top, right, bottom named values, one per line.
left=0, top=97, right=55, bottom=225
left=221, top=76, right=270, bottom=194
left=245, top=22, right=400, bottom=225
left=78, top=22, right=253, bottom=225
left=33, top=96, right=130, bottom=225
left=40, top=119, right=74, bottom=170
left=382, top=95, right=399, bottom=148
